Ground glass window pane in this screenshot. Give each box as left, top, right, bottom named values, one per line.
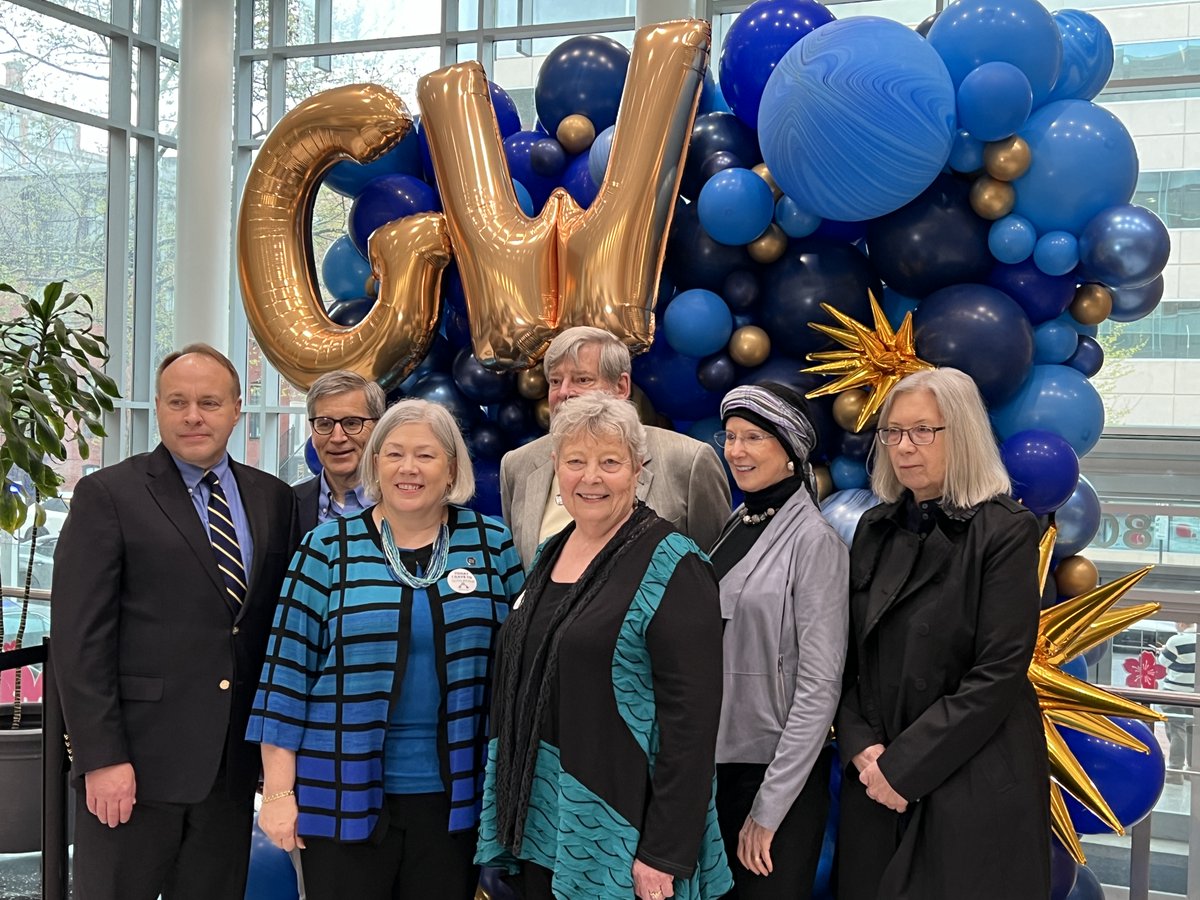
left=330, top=2, right=443, bottom=41
left=824, top=0, right=934, bottom=26
left=493, top=0, right=632, bottom=29
left=161, top=0, right=181, bottom=46
left=159, top=57, right=179, bottom=137
left=51, top=0, right=111, bottom=22
left=253, top=0, right=270, bottom=49
left=283, top=48, right=441, bottom=115
left=458, top=0, right=478, bottom=32
left=0, top=5, right=112, bottom=118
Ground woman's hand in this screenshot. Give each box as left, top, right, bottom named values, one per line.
left=737, top=814, right=776, bottom=876
left=859, top=759, right=908, bottom=813
left=632, top=859, right=675, bottom=899
left=258, top=795, right=305, bottom=851
left=851, top=743, right=885, bottom=773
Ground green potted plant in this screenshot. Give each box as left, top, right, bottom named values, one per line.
left=0, top=279, right=120, bottom=853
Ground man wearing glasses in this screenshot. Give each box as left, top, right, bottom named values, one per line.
left=296, top=370, right=387, bottom=534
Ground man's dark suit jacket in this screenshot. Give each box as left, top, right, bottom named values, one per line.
left=294, top=476, right=320, bottom=536
left=51, top=443, right=299, bottom=804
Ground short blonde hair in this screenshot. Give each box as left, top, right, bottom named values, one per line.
left=360, top=399, right=475, bottom=505
left=549, top=393, right=647, bottom=466
left=870, top=368, right=1010, bottom=508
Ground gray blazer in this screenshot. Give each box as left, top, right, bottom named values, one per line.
left=715, top=488, right=850, bottom=831
left=499, top=424, right=732, bottom=568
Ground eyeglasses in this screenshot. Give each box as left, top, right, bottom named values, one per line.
left=876, top=425, right=946, bottom=446
left=309, top=416, right=377, bottom=436
left=714, top=431, right=774, bottom=448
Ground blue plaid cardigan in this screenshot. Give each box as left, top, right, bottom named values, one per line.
left=246, top=506, right=524, bottom=841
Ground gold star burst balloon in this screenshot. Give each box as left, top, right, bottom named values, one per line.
left=801, top=291, right=933, bottom=432
left=1032, top=526, right=1164, bottom=864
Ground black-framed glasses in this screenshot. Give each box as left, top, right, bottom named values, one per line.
left=876, top=425, right=946, bottom=446
left=714, top=430, right=775, bottom=448
left=309, top=416, right=377, bottom=436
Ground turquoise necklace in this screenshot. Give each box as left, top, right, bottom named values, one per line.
left=380, top=517, right=450, bottom=589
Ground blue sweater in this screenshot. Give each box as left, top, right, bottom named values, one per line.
left=246, top=506, right=524, bottom=841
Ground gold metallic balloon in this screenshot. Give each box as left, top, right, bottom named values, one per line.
left=237, top=84, right=450, bottom=391
left=517, top=367, right=549, bottom=400
left=984, top=136, right=1032, bottom=182
left=813, top=464, right=833, bottom=501
left=969, top=176, right=1015, bottom=220
left=1071, top=284, right=1113, bottom=325
left=728, top=325, right=770, bottom=367
left=748, top=224, right=787, bottom=264
left=1055, top=555, right=1099, bottom=597
left=418, top=20, right=711, bottom=369
left=833, top=389, right=873, bottom=432
left=556, top=114, right=597, bottom=155
left=364, top=275, right=378, bottom=298
left=534, top=398, right=551, bottom=431
left=752, top=163, right=783, bottom=200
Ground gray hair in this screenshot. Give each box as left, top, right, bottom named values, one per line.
left=549, top=393, right=647, bottom=466
left=870, top=368, right=1011, bottom=508
left=305, top=370, right=387, bottom=419
left=360, top=399, right=475, bottom=505
left=542, top=326, right=631, bottom=385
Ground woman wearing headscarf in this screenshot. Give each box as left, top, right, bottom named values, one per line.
left=476, top=393, right=732, bottom=900
left=710, top=382, right=849, bottom=899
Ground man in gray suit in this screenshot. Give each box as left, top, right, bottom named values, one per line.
left=500, top=326, right=732, bottom=567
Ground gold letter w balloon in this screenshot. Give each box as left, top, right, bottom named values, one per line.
left=238, top=20, right=709, bottom=389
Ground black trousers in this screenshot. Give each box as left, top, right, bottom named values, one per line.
left=508, top=861, right=557, bottom=899
left=300, top=792, right=478, bottom=900
left=71, top=775, right=254, bottom=900
left=716, top=747, right=832, bottom=900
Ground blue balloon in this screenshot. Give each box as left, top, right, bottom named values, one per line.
left=989, top=214, right=1037, bottom=264
left=820, top=488, right=880, bottom=544
left=685, top=416, right=726, bottom=462
left=1012, top=100, right=1138, bottom=235
left=913, top=284, right=1034, bottom=406
left=926, top=0, right=1062, bottom=107
left=948, top=128, right=985, bottom=173
left=957, top=61, right=1032, bottom=142
left=1050, top=838, right=1079, bottom=900
left=246, top=818, right=300, bottom=900
left=699, top=68, right=731, bottom=114
left=504, top=131, right=563, bottom=211
left=1048, top=10, right=1115, bottom=103
left=469, top=457, right=503, bottom=518
left=322, top=130, right=423, bottom=198
left=1061, top=654, right=1089, bottom=682
left=397, top=334, right=455, bottom=394
left=991, top=365, right=1105, bottom=457
left=989, top=258, right=1076, bottom=325
left=303, top=437, right=322, bottom=477
left=697, top=353, right=738, bottom=393
left=664, top=201, right=754, bottom=293
left=533, top=34, right=630, bottom=136
left=775, top=195, right=821, bottom=238
left=1109, top=274, right=1164, bottom=323
left=407, top=372, right=481, bottom=432
left=562, top=152, right=598, bottom=208
left=1033, top=319, right=1081, bottom=364
left=321, top=235, right=373, bottom=301
left=722, top=270, right=760, bottom=313
left=698, top=168, right=775, bottom=245
left=663, top=289, right=734, bottom=358
left=349, top=174, right=440, bottom=256
left=452, top=348, right=515, bottom=405
left=759, top=17, right=956, bottom=221
left=493, top=399, right=536, bottom=436
left=467, top=421, right=508, bottom=461
left=1051, top=474, right=1102, bottom=557
left=1061, top=312, right=1099, bottom=338
left=1001, top=429, right=1080, bottom=515
left=327, top=296, right=374, bottom=326
left=1062, top=717, right=1165, bottom=833
left=718, top=0, right=837, bottom=129
left=512, top=179, right=535, bottom=216
left=489, top=81, right=522, bottom=138
left=881, top=288, right=920, bottom=331
left=700, top=150, right=746, bottom=185
left=840, top=428, right=874, bottom=461
left=681, top=112, right=763, bottom=200
left=830, top=456, right=870, bottom=491
left=1034, top=231, right=1080, bottom=277
left=1078, top=204, right=1171, bottom=290
left=1065, top=865, right=1104, bottom=900
left=529, top=137, right=567, bottom=178
left=1066, top=335, right=1104, bottom=377
left=588, top=125, right=615, bottom=185
left=632, top=339, right=723, bottom=420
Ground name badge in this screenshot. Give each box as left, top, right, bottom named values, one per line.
left=447, top=568, right=477, bottom=594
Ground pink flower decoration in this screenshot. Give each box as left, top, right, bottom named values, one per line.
left=1124, top=650, right=1166, bottom=689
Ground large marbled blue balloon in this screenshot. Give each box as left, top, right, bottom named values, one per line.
left=1047, top=9, right=1114, bottom=103
left=758, top=16, right=956, bottom=222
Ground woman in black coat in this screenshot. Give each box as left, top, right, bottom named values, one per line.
left=836, top=368, right=1051, bottom=899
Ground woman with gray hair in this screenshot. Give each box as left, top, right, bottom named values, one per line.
left=477, top=392, right=732, bottom=900
left=836, top=367, right=1050, bottom=898
left=709, top=382, right=848, bottom=899
left=247, top=398, right=524, bottom=899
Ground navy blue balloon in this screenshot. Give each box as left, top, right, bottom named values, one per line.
left=452, top=348, right=515, bottom=405
left=1048, top=10, right=1114, bottom=103
left=246, top=818, right=300, bottom=900
left=529, top=137, right=567, bottom=178
left=494, top=399, right=535, bottom=435
left=321, top=234, right=373, bottom=301
left=881, top=288, right=920, bottom=330
left=1078, top=204, right=1171, bottom=290
left=699, top=150, right=745, bottom=185
left=1033, top=319, right=1081, bottom=365
left=866, top=175, right=993, bottom=299
left=504, top=131, right=562, bottom=211
left=762, top=238, right=880, bottom=357
left=441, top=304, right=472, bottom=349
left=1066, top=335, right=1104, bottom=377
left=699, top=68, right=731, bottom=114
left=327, top=296, right=374, bottom=326
left=1050, top=840, right=1079, bottom=900
left=1052, top=475, right=1101, bottom=557
left=831, top=455, right=869, bottom=490
left=915, top=11, right=939, bottom=37
left=718, top=0, right=837, bottom=129
left=407, top=372, right=481, bottom=432
left=533, top=35, right=630, bottom=136
left=1062, top=717, right=1165, bottom=832
left=813, top=219, right=868, bottom=243
left=1109, top=274, right=1165, bottom=323
left=664, top=202, right=754, bottom=292
left=469, top=457, right=503, bottom=518
left=697, top=353, right=738, bottom=393
left=562, top=152, right=598, bottom=208
left=322, top=130, right=422, bottom=198
left=415, top=115, right=437, bottom=184
left=989, top=258, right=1076, bottom=325
left=991, top=364, right=1105, bottom=457
left=840, top=428, right=874, bottom=461
left=759, top=17, right=957, bottom=222
left=632, top=339, right=723, bottom=420
left=1065, top=865, right=1104, bottom=900
left=489, top=81, right=522, bottom=138
left=1001, top=429, right=1079, bottom=515
left=723, top=270, right=760, bottom=313
left=467, top=421, right=508, bottom=461
left=303, top=437, right=322, bottom=477
left=397, top=334, right=454, bottom=394
left=349, top=174, right=440, bottom=256
left=680, top=112, right=762, bottom=200
left=913, top=284, right=1035, bottom=406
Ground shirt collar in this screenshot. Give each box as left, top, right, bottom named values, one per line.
left=171, top=452, right=232, bottom=489
left=319, top=471, right=370, bottom=511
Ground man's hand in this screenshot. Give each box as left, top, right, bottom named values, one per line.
left=851, top=743, right=885, bottom=774
left=85, top=762, right=137, bottom=827
left=859, top=759, right=908, bottom=813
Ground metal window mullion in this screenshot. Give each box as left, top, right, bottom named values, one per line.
left=128, top=131, right=158, bottom=458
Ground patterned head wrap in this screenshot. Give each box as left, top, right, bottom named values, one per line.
left=720, top=383, right=819, bottom=499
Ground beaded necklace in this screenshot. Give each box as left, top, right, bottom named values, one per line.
left=379, top=517, right=450, bottom=589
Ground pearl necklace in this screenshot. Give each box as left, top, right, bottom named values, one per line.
left=380, top=518, right=450, bottom=589
left=742, top=507, right=777, bottom=526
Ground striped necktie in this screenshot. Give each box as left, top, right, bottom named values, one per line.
left=203, top=471, right=247, bottom=610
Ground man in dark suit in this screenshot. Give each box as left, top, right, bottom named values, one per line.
left=293, top=369, right=386, bottom=535
left=52, top=343, right=299, bottom=900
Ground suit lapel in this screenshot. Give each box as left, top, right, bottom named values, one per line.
left=145, top=445, right=226, bottom=599
left=862, top=526, right=956, bottom=636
